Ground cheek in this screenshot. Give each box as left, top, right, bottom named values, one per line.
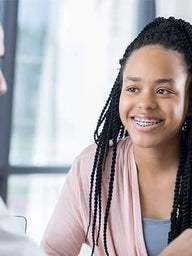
left=169, top=97, right=188, bottom=124
left=119, top=94, right=130, bottom=120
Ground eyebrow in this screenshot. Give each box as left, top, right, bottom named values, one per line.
left=123, top=76, right=140, bottom=82
left=155, top=78, right=175, bottom=85
left=123, top=76, right=175, bottom=85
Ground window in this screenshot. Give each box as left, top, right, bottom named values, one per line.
left=0, top=0, right=139, bottom=252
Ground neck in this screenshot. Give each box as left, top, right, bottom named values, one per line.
left=133, top=137, right=181, bottom=176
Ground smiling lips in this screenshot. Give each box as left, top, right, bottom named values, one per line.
left=133, top=117, right=162, bottom=127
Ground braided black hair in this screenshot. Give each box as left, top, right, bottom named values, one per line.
left=86, top=16, right=192, bottom=254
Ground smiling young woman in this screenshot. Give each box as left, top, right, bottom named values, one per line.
left=41, top=17, right=192, bottom=256
left=119, top=45, right=190, bottom=227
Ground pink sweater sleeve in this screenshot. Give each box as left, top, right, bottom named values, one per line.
left=41, top=146, right=94, bottom=256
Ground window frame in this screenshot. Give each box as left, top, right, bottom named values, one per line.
left=0, top=0, right=70, bottom=202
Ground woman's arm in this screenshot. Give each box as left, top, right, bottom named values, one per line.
left=41, top=148, right=94, bottom=256
left=41, top=173, right=86, bottom=256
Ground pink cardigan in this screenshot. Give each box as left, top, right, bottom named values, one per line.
left=41, top=137, right=148, bottom=255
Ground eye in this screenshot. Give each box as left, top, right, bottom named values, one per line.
left=156, top=88, right=173, bottom=95
left=126, top=86, right=140, bottom=93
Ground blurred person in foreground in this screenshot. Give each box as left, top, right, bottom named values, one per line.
left=0, top=24, right=46, bottom=256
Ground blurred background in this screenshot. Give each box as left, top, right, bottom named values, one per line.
left=0, top=0, right=192, bottom=254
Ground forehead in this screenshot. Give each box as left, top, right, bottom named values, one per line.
left=124, top=45, right=186, bottom=75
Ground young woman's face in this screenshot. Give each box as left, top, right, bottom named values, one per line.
left=119, top=45, right=190, bottom=149
left=0, top=25, right=7, bottom=95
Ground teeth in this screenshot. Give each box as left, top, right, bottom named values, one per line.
left=134, top=118, right=161, bottom=127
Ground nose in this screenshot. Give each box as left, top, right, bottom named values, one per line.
left=0, top=70, right=7, bottom=95
left=137, top=91, right=157, bottom=110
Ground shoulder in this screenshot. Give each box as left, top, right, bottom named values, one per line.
left=108, top=136, right=133, bottom=160
left=102, top=136, right=132, bottom=173
left=71, top=143, right=97, bottom=174
left=74, top=136, right=133, bottom=164
left=75, top=143, right=97, bottom=163
left=67, top=136, right=133, bottom=179
left=73, top=136, right=132, bottom=165
left=66, top=143, right=97, bottom=186
left=116, top=136, right=132, bottom=152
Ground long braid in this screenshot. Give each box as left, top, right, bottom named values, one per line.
left=87, top=16, right=192, bottom=255
left=95, top=113, right=113, bottom=246
left=86, top=144, right=100, bottom=241
left=103, top=144, right=117, bottom=256
left=94, top=84, right=115, bottom=144
left=168, top=126, right=188, bottom=242
left=180, top=133, right=191, bottom=232
left=90, top=123, right=111, bottom=255
left=180, top=119, right=192, bottom=232
left=87, top=71, right=123, bottom=253
left=87, top=79, right=116, bottom=241
left=95, top=85, right=122, bottom=247
left=188, top=121, right=192, bottom=228
left=181, top=21, right=192, bottom=233
left=103, top=74, right=122, bottom=254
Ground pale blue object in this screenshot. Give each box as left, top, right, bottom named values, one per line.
left=142, top=218, right=170, bottom=256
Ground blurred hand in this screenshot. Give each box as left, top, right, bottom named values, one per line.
left=159, top=228, right=192, bottom=256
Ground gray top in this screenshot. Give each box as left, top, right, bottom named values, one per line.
left=142, top=218, right=170, bottom=256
